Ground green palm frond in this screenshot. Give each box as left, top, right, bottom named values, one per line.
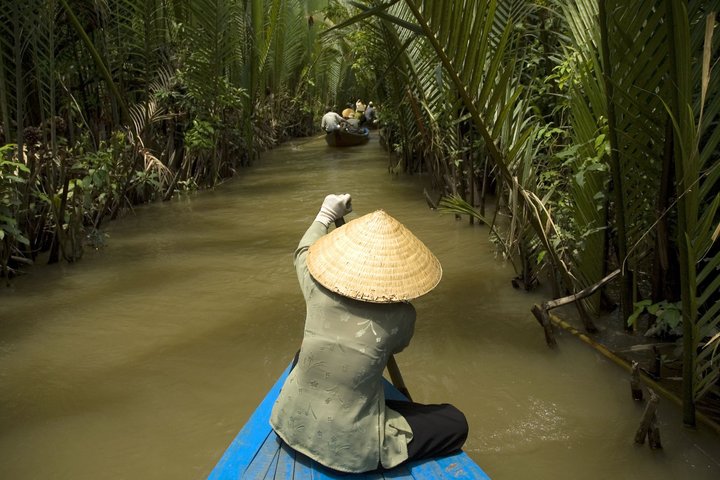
left=0, top=1, right=32, bottom=157
left=311, top=35, right=345, bottom=106
left=128, top=65, right=176, bottom=136
left=397, top=0, right=581, bottom=293
left=660, top=0, right=720, bottom=423
left=60, top=0, right=130, bottom=124
left=319, top=1, right=421, bottom=37
left=27, top=0, right=60, bottom=140
left=355, top=1, right=565, bottom=288
left=438, top=194, right=492, bottom=226
left=691, top=6, right=720, bottom=403
left=551, top=0, right=609, bottom=310
left=230, top=4, right=249, bottom=86
left=183, top=0, right=240, bottom=115
left=438, top=193, right=520, bottom=263
left=268, top=0, right=308, bottom=88
left=605, top=0, right=668, bottom=251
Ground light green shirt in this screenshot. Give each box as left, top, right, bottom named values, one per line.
left=270, top=221, right=415, bottom=473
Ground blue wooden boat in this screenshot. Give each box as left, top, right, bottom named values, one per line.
left=208, top=363, right=491, bottom=479
left=325, top=127, right=370, bottom=147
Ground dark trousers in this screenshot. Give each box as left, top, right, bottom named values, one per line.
left=385, top=399, right=468, bottom=462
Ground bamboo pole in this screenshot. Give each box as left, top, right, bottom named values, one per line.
left=547, top=313, right=720, bottom=436
left=635, top=389, right=660, bottom=445
left=649, top=414, right=663, bottom=450
left=387, top=355, right=412, bottom=401
left=631, top=361, right=644, bottom=402
left=532, top=270, right=619, bottom=346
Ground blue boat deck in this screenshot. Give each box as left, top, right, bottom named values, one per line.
left=208, top=364, right=491, bottom=479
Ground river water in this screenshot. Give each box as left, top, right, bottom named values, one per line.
left=1, top=133, right=719, bottom=480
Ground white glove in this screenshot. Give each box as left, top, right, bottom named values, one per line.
left=314, top=194, right=353, bottom=227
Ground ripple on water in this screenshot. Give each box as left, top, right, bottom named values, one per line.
left=480, top=396, right=571, bottom=454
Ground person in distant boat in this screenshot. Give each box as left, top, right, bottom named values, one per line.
left=355, top=99, right=366, bottom=120
left=364, top=101, right=377, bottom=126
left=320, top=107, right=345, bottom=132
left=343, top=115, right=361, bottom=133
left=270, top=194, right=468, bottom=474
left=341, top=103, right=355, bottom=119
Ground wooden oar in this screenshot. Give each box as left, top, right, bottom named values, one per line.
left=334, top=216, right=413, bottom=401
left=386, top=355, right=412, bottom=401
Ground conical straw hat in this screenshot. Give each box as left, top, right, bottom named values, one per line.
left=307, top=210, right=442, bottom=303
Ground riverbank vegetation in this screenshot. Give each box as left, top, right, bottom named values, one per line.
left=0, top=0, right=352, bottom=271
left=1, top=0, right=718, bottom=430
left=344, top=0, right=719, bottom=430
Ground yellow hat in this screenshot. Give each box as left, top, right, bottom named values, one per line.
left=307, top=210, right=442, bottom=303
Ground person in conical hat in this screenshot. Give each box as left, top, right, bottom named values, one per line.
left=341, top=102, right=355, bottom=119
left=270, top=194, right=468, bottom=473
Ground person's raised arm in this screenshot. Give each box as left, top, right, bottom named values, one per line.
left=294, top=194, right=353, bottom=290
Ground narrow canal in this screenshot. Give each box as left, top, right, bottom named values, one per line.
left=1, top=133, right=719, bottom=479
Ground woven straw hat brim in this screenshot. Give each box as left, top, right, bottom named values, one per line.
left=307, top=210, right=442, bottom=303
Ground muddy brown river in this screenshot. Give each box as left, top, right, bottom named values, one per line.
left=1, top=133, right=719, bottom=479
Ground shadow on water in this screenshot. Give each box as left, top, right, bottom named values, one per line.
left=1, top=132, right=719, bottom=480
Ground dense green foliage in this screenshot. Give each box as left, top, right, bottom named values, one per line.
left=343, top=0, right=719, bottom=426
left=0, top=0, right=360, bottom=271
left=1, top=0, right=718, bottom=426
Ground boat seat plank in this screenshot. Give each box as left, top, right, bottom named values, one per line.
left=377, top=464, right=414, bottom=479
left=288, top=449, right=315, bottom=480
left=242, top=433, right=279, bottom=479
left=433, top=454, right=492, bottom=480
left=266, top=439, right=282, bottom=479
left=273, top=442, right=296, bottom=479
left=208, top=363, right=491, bottom=480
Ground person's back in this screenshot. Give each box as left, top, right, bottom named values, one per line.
left=344, top=117, right=360, bottom=132
left=365, top=102, right=376, bottom=123
left=321, top=109, right=344, bottom=132
left=270, top=260, right=416, bottom=472
left=270, top=197, right=468, bottom=474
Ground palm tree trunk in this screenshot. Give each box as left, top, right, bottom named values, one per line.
left=666, top=0, right=697, bottom=427
left=651, top=117, right=679, bottom=305
left=12, top=1, right=24, bottom=167
left=0, top=39, right=10, bottom=141
left=598, top=0, right=633, bottom=329
left=60, top=0, right=129, bottom=126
